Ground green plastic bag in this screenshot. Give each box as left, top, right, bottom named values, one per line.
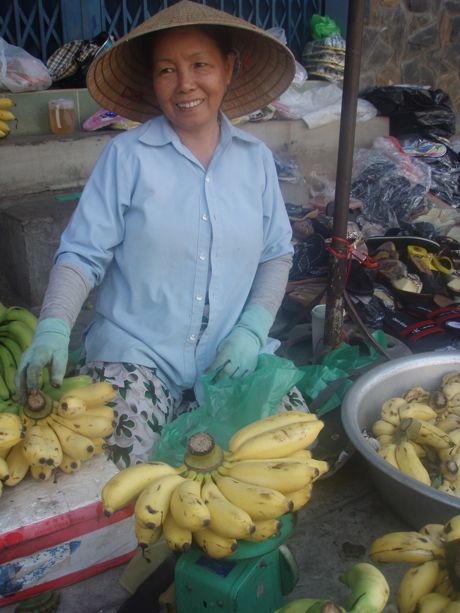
left=296, top=331, right=388, bottom=417
left=310, top=14, right=341, bottom=40
left=152, top=354, right=305, bottom=467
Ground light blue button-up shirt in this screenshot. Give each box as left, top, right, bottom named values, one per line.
left=55, top=114, right=293, bottom=396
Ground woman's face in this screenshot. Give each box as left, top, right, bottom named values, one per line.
left=152, top=27, right=235, bottom=136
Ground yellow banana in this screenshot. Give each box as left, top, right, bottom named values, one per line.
left=0, top=412, right=23, bottom=449
left=169, top=477, right=210, bottom=531
left=287, top=483, right=313, bottom=512
left=395, top=441, right=431, bottom=485
left=439, top=428, right=460, bottom=460
left=59, top=453, right=81, bottom=474
left=289, top=449, right=312, bottom=460
left=443, top=515, right=460, bottom=542
left=51, top=412, right=114, bottom=438
left=0, top=129, right=7, bottom=139
left=0, top=97, right=15, bottom=109
left=436, top=414, right=460, bottom=433
left=397, top=560, right=440, bottom=613
left=22, top=422, right=63, bottom=468
left=418, top=592, right=452, bottom=613
left=222, top=459, right=320, bottom=493
left=91, top=437, right=107, bottom=455
left=162, top=512, right=192, bottom=552
left=228, top=411, right=319, bottom=453
left=48, top=417, right=95, bottom=461
left=340, top=563, right=390, bottom=613
left=84, top=405, right=115, bottom=421
left=194, top=527, right=237, bottom=559
left=229, top=420, right=324, bottom=462
left=244, top=518, right=281, bottom=542
left=377, top=443, right=399, bottom=469
left=434, top=564, right=456, bottom=598
left=371, top=419, right=396, bottom=437
left=370, top=531, right=445, bottom=563
left=134, top=520, right=162, bottom=550
left=201, top=476, right=255, bottom=539
left=4, top=443, right=29, bottom=486
left=42, top=374, right=93, bottom=401
left=0, top=456, right=9, bottom=480
left=399, top=402, right=437, bottom=421
left=213, top=473, right=292, bottom=520
left=0, top=120, right=10, bottom=134
left=101, top=461, right=179, bottom=516
left=404, top=418, right=455, bottom=450
left=404, top=386, right=430, bottom=404
left=0, top=109, right=16, bottom=121
left=57, top=395, right=87, bottom=417
left=443, top=601, right=460, bottom=612
left=60, top=381, right=117, bottom=407
left=419, top=524, right=445, bottom=545
left=134, top=473, right=184, bottom=529
left=380, top=397, right=406, bottom=425
left=30, top=463, right=54, bottom=481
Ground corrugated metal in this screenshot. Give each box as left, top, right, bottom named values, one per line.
left=0, top=0, right=325, bottom=63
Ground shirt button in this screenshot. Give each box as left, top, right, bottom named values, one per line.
left=205, top=176, right=210, bottom=183
left=196, top=294, right=203, bottom=301
left=189, top=334, right=197, bottom=341
left=199, top=254, right=206, bottom=261
left=202, top=213, right=208, bottom=221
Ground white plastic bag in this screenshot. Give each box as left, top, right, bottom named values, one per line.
left=0, top=37, right=52, bottom=93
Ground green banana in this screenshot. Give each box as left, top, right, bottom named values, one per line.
left=341, top=563, right=390, bottom=613
left=0, top=373, right=10, bottom=401
left=0, top=399, right=21, bottom=415
left=3, top=306, right=37, bottom=331
left=0, top=336, right=22, bottom=367
left=42, top=374, right=93, bottom=401
left=0, top=344, right=16, bottom=395
left=0, top=302, right=7, bottom=321
left=0, top=320, right=35, bottom=351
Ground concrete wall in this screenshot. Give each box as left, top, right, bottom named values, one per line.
left=361, top=0, right=460, bottom=113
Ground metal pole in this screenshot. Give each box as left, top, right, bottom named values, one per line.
left=323, top=0, right=366, bottom=349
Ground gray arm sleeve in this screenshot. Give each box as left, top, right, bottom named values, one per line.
left=39, top=264, right=92, bottom=329
left=248, top=254, right=292, bottom=317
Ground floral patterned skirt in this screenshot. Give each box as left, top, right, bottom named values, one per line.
left=79, top=360, right=309, bottom=469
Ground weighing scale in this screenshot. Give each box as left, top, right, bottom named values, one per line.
left=175, top=513, right=298, bottom=612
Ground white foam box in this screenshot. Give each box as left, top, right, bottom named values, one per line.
left=0, top=454, right=137, bottom=607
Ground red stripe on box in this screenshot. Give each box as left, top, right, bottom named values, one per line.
left=0, top=502, right=134, bottom=562
left=0, top=550, right=136, bottom=606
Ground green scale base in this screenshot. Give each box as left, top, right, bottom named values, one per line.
left=175, top=514, right=298, bottom=613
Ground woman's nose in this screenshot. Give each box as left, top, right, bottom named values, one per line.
left=176, top=67, right=195, bottom=91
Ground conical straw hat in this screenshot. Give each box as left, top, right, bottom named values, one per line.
left=87, top=0, right=295, bottom=122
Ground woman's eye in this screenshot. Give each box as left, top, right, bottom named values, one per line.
left=158, top=67, right=173, bottom=75
left=195, top=62, right=207, bottom=69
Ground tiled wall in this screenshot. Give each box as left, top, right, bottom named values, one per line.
left=4, top=88, right=101, bottom=136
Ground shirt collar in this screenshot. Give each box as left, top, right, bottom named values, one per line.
left=137, top=112, right=258, bottom=148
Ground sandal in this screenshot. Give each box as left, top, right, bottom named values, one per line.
left=405, top=303, right=460, bottom=336
left=405, top=244, right=449, bottom=296
left=382, top=308, right=455, bottom=352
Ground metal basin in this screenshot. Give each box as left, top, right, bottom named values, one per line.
left=341, top=351, right=460, bottom=528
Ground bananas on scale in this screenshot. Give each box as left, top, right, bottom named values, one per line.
left=0, top=380, right=117, bottom=492
left=0, top=97, right=17, bottom=139
left=101, top=410, right=327, bottom=558
left=370, top=371, right=460, bottom=494
left=370, top=515, right=460, bottom=612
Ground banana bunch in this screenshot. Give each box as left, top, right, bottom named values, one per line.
left=101, top=411, right=327, bottom=558
left=275, top=562, right=389, bottom=613
left=370, top=515, right=460, bottom=612
left=0, top=303, right=38, bottom=403
left=0, top=97, right=17, bottom=139
left=370, top=372, right=460, bottom=492
left=0, top=380, right=117, bottom=490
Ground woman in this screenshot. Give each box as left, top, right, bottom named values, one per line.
left=16, top=1, right=304, bottom=467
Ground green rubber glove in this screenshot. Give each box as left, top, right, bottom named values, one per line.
left=210, top=304, right=274, bottom=377
left=15, top=317, right=70, bottom=399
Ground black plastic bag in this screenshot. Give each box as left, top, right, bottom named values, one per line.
left=360, top=85, right=456, bottom=140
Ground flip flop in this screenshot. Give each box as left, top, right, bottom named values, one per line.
left=406, top=303, right=460, bottom=336
left=382, top=308, right=455, bottom=352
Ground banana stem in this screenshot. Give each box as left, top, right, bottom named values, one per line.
left=184, top=432, right=225, bottom=472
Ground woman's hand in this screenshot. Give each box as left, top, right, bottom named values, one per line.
left=209, top=304, right=274, bottom=378
left=15, top=318, right=70, bottom=400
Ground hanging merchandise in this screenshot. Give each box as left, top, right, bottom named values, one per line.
left=301, top=15, right=345, bottom=83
